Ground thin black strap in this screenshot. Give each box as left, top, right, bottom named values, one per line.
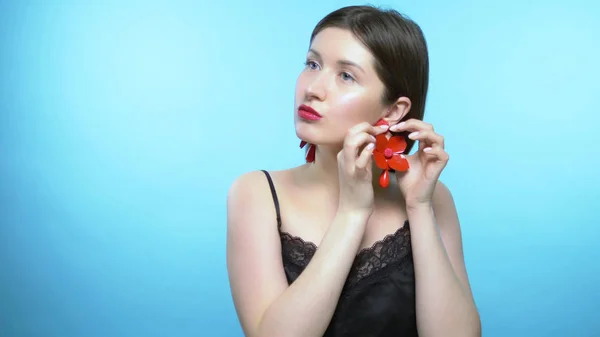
left=261, top=170, right=282, bottom=228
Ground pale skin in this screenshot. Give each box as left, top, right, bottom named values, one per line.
left=227, top=27, right=481, bottom=337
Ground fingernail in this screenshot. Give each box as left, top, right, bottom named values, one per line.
left=391, top=122, right=405, bottom=131
left=366, top=143, right=375, bottom=150
left=378, top=125, right=389, bottom=130
left=423, top=147, right=432, bottom=152
left=408, top=132, right=419, bottom=139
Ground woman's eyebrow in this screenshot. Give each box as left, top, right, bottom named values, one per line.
left=337, top=60, right=365, bottom=74
left=308, top=48, right=365, bottom=74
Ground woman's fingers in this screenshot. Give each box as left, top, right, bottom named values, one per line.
left=408, top=130, right=444, bottom=149
left=347, top=122, right=388, bottom=137
left=390, top=119, right=444, bottom=151
left=422, top=146, right=450, bottom=163
left=343, top=122, right=388, bottom=165
left=389, top=119, right=433, bottom=133
left=343, top=132, right=375, bottom=164
left=355, top=143, right=375, bottom=170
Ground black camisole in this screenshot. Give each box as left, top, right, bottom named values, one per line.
left=261, top=170, right=419, bottom=337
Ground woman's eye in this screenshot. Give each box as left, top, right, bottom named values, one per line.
left=305, top=61, right=319, bottom=70
left=341, top=72, right=355, bottom=82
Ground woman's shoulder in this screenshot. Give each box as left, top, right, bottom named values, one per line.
left=227, top=170, right=269, bottom=204
left=228, top=167, right=298, bottom=191
left=232, top=164, right=306, bottom=190
left=227, top=167, right=300, bottom=206
left=432, top=180, right=454, bottom=209
left=226, top=167, right=302, bottom=235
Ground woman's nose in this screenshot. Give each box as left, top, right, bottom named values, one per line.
left=304, top=72, right=330, bottom=101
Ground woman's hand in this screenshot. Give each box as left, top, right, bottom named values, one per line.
left=389, top=119, right=449, bottom=209
left=337, top=122, right=389, bottom=215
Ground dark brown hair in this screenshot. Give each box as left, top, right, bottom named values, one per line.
left=310, top=5, right=429, bottom=154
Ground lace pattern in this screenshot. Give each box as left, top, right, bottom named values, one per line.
left=280, top=220, right=412, bottom=290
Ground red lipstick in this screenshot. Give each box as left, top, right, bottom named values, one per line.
left=298, top=104, right=322, bottom=121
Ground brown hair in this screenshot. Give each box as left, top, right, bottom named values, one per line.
left=310, top=5, right=429, bottom=154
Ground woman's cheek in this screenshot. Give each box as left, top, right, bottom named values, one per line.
left=335, top=92, right=367, bottom=120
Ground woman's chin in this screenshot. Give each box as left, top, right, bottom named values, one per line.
left=294, top=124, right=316, bottom=142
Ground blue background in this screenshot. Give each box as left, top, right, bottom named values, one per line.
left=1, top=0, right=599, bottom=336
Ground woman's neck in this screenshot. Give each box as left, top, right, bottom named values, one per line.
left=300, top=144, right=398, bottom=202
left=309, top=145, right=340, bottom=188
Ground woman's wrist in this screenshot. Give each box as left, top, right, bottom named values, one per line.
left=406, top=200, right=433, bottom=213
left=336, top=207, right=372, bottom=226
left=406, top=201, right=436, bottom=230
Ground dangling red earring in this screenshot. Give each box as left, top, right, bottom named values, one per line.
left=306, top=144, right=316, bottom=163
left=379, top=170, right=390, bottom=188
left=374, top=119, right=390, bottom=187
left=299, top=140, right=316, bottom=163
left=374, top=119, right=389, bottom=127
left=372, top=119, right=410, bottom=188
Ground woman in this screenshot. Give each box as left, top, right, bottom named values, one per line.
left=226, top=5, right=481, bottom=337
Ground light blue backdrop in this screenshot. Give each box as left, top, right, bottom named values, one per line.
left=1, top=0, right=599, bottom=336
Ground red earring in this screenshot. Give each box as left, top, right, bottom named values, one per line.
left=299, top=120, right=390, bottom=166
left=372, top=119, right=409, bottom=188
left=300, top=140, right=316, bottom=163
left=374, top=119, right=389, bottom=127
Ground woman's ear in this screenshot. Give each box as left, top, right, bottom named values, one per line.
left=382, top=96, right=411, bottom=125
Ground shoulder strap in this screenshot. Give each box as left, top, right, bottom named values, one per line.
left=261, top=170, right=282, bottom=228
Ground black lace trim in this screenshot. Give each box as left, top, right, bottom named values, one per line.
left=280, top=220, right=411, bottom=290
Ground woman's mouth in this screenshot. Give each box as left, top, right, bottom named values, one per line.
left=298, top=104, right=322, bottom=121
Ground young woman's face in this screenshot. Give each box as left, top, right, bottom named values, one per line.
left=294, top=27, right=387, bottom=147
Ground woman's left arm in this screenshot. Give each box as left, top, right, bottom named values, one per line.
left=389, top=119, right=481, bottom=337
left=407, top=183, right=481, bottom=337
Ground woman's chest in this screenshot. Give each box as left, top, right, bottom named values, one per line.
left=279, top=195, right=409, bottom=252
left=280, top=219, right=412, bottom=290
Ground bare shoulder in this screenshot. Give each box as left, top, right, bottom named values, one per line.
left=227, top=169, right=293, bottom=217
left=227, top=171, right=271, bottom=209
left=228, top=170, right=270, bottom=196
left=431, top=180, right=476, bottom=298
left=431, top=180, right=459, bottom=226
left=226, top=169, right=292, bottom=334
left=432, top=180, right=454, bottom=206
left=226, top=170, right=281, bottom=236
left=430, top=180, right=465, bottom=248
left=227, top=168, right=301, bottom=229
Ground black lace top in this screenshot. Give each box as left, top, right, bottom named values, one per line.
left=262, top=170, right=418, bottom=337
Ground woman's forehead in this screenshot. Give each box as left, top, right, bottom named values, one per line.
left=309, top=27, right=375, bottom=69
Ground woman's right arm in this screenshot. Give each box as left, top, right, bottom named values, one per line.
left=226, top=123, right=386, bottom=337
